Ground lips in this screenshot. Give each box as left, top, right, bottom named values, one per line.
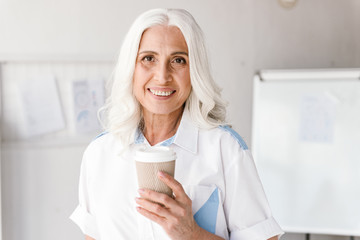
left=148, top=88, right=176, bottom=97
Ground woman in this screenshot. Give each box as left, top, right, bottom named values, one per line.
left=70, top=8, right=283, bottom=240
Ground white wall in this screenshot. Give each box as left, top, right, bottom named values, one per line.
left=1, top=62, right=114, bottom=240
left=2, top=144, right=86, bottom=240
left=1, top=0, right=359, bottom=240
left=253, top=0, right=360, bottom=69
left=0, top=65, right=3, bottom=239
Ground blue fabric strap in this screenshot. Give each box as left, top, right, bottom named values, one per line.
left=193, top=188, right=219, bottom=234
left=218, top=125, right=248, bottom=150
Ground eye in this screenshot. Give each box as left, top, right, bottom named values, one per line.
left=142, top=56, right=155, bottom=62
left=172, top=57, right=186, bottom=64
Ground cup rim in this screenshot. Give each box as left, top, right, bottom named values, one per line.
left=134, top=146, right=177, bottom=163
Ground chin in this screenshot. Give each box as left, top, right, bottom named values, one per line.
left=143, top=106, right=185, bottom=116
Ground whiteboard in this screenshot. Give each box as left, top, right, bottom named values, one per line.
left=0, top=64, right=3, bottom=240
left=252, top=69, right=360, bottom=236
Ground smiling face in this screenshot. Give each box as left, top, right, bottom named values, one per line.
left=133, top=25, right=191, bottom=118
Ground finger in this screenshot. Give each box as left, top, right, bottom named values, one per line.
left=158, top=171, right=187, bottom=201
left=138, top=188, right=181, bottom=211
left=135, top=197, right=174, bottom=219
left=136, top=206, right=166, bottom=226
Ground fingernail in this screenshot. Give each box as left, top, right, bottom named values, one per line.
left=138, top=189, right=145, bottom=194
left=158, top=171, right=165, bottom=178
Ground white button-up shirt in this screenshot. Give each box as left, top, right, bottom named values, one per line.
left=70, top=111, right=283, bottom=239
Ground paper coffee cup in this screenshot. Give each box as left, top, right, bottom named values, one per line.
left=134, top=146, right=176, bottom=197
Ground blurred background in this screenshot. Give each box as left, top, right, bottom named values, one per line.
left=0, top=0, right=359, bottom=239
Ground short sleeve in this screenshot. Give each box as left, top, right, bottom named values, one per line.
left=70, top=205, right=100, bottom=239
left=222, top=138, right=284, bottom=240
left=70, top=146, right=100, bottom=239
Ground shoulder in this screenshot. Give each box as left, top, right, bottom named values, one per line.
left=87, top=131, right=110, bottom=148
left=81, top=132, right=124, bottom=175
left=217, top=125, right=249, bottom=150
left=84, top=131, right=121, bottom=158
left=199, top=125, right=248, bottom=150
left=93, top=131, right=109, bottom=140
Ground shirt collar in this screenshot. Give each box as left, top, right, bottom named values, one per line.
left=134, top=128, right=145, bottom=145
left=133, top=109, right=198, bottom=154
left=173, top=109, right=198, bottom=154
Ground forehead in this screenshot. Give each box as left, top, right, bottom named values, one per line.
left=138, top=25, right=188, bottom=51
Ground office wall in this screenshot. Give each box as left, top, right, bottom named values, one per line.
left=253, top=0, right=360, bottom=69
left=1, top=0, right=359, bottom=240
left=0, top=0, right=255, bottom=141
left=252, top=2, right=360, bottom=240
left=355, top=0, right=360, bottom=66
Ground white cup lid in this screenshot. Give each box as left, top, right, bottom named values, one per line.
left=134, top=146, right=176, bottom=162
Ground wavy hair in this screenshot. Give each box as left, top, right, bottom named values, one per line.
left=100, top=8, right=227, bottom=147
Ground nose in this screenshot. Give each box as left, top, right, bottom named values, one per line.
left=154, top=61, right=171, bottom=83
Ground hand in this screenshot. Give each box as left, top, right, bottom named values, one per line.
left=135, top=171, right=202, bottom=240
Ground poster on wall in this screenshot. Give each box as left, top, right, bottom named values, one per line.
left=73, top=78, right=105, bottom=133
left=18, top=76, right=65, bottom=137
left=299, top=93, right=337, bottom=143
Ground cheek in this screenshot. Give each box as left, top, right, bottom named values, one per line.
left=134, top=65, right=152, bottom=86
left=178, top=69, right=191, bottom=92
left=133, top=71, right=147, bottom=93
left=183, top=76, right=192, bottom=95
left=132, top=79, right=144, bottom=102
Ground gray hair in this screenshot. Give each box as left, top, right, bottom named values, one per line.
left=100, top=8, right=227, bottom=147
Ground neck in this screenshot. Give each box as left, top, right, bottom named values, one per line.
left=142, top=107, right=184, bottom=146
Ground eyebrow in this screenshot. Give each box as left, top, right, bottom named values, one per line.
left=171, top=51, right=188, bottom=56
left=138, top=50, right=188, bottom=56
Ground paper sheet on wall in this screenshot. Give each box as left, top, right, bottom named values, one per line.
left=73, top=79, right=105, bottom=133
left=18, top=76, right=65, bottom=137
left=299, top=93, right=337, bottom=143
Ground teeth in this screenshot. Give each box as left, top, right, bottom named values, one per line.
left=149, top=89, right=174, bottom=96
